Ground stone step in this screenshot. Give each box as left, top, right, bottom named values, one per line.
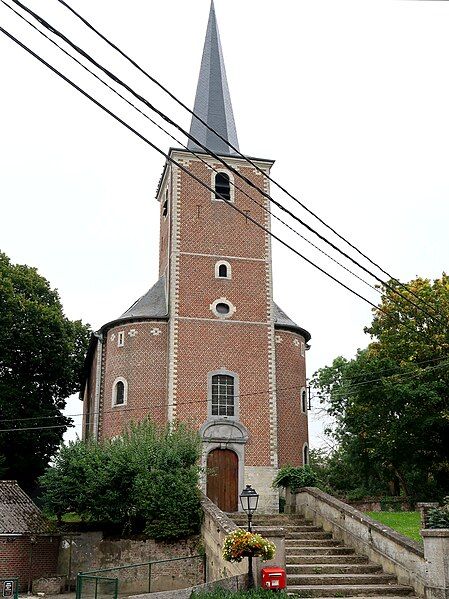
left=286, top=564, right=382, bottom=575
left=287, top=573, right=397, bottom=586
left=285, top=585, right=415, bottom=597
left=286, top=539, right=341, bottom=547
left=285, top=547, right=356, bottom=555
left=229, top=513, right=307, bottom=523
left=287, top=531, right=333, bottom=540
left=287, top=555, right=368, bottom=565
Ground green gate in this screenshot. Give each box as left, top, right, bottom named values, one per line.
left=76, top=575, right=118, bottom=599
left=0, top=578, right=19, bottom=599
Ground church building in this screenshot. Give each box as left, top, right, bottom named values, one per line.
left=81, top=1, right=311, bottom=513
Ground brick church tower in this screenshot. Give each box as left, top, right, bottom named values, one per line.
left=81, top=1, right=311, bottom=513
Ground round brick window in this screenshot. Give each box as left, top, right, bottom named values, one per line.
left=216, top=302, right=230, bottom=315
left=210, top=297, right=236, bottom=319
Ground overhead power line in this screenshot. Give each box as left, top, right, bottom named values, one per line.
left=51, top=0, right=446, bottom=324
left=1, top=0, right=381, bottom=298
left=1, top=357, right=448, bottom=433
left=6, top=0, right=447, bottom=330
left=0, top=24, right=390, bottom=317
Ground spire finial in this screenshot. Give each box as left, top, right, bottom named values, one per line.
left=187, top=1, right=240, bottom=155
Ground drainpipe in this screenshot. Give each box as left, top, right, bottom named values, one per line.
left=27, top=536, right=36, bottom=593
left=93, top=333, right=103, bottom=441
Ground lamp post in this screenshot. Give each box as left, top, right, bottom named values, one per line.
left=240, top=485, right=259, bottom=589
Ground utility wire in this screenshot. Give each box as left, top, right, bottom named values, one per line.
left=51, top=0, right=446, bottom=323
left=310, top=357, right=449, bottom=403
left=0, top=383, right=305, bottom=425
left=0, top=24, right=389, bottom=317
left=1, top=358, right=448, bottom=433
left=0, top=0, right=381, bottom=298
left=6, top=0, right=447, bottom=330
left=2, top=355, right=449, bottom=426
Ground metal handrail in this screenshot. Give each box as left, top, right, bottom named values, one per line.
left=77, top=553, right=206, bottom=596
left=79, top=553, right=204, bottom=575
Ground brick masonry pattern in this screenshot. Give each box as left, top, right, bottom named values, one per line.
left=83, top=151, right=309, bottom=475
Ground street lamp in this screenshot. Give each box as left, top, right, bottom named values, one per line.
left=240, top=485, right=259, bottom=588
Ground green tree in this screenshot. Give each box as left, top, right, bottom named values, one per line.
left=40, top=419, right=203, bottom=540
left=0, top=252, right=90, bottom=490
left=312, top=275, right=449, bottom=500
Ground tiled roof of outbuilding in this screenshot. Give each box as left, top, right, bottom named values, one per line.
left=0, top=480, right=54, bottom=534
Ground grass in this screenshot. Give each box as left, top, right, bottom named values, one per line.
left=366, top=511, right=422, bottom=543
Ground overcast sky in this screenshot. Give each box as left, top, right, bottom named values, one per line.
left=1, top=0, right=448, bottom=447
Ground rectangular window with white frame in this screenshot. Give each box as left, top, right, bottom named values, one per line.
left=117, top=331, right=125, bottom=347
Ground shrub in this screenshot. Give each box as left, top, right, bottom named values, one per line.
left=273, top=465, right=318, bottom=494
left=428, top=497, right=449, bottom=529
left=40, top=419, right=202, bottom=540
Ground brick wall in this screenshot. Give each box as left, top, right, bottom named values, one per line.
left=99, top=321, right=168, bottom=439
left=168, top=152, right=276, bottom=468
left=0, top=536, right=60, bottom=592
left=275, top=330, right=309, bottom=466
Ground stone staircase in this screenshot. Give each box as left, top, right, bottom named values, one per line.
left=230, top=513, right=417, bottom=598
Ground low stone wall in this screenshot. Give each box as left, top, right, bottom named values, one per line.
left=130, top=573, right=246, bottom=599
left=347, top=498, right=413, bottom=513
left=201, top=495, right=247, bottom=583
left=292, top=487, right=427, bottom=597
left=58, top=532, right=203, bottom=594
left=201, top=494, right=285, bottom=587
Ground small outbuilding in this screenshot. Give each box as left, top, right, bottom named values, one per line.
left=0, top=481, right=60, bottom=591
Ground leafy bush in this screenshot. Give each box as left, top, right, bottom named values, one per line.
left=40, top=419, right=202, bottom=540
left=273, top=465, right=318, bottom=494
left=428, top=498, right=449, bottom=529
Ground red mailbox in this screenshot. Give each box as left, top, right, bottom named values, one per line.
left=261, top=566, right=286, bottom=590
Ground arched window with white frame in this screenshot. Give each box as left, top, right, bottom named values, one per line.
left=215, top=260, right=232, bottom=280
left=208, top=370, right=239, bottom=419
left=212, top=170, right=234, bottom=203
left=112, top=377, right=128, bottom=407
left=303, top=443, right=309, bottom=465
left=301, top=387, right=307, bottom=413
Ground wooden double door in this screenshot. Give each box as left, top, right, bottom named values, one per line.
left=206, top=448, right=238, bottom=512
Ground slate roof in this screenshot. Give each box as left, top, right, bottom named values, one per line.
left=120, top=275, right=168, bottom=321
left=273, top=303, right=311, bottom=342
left=0, top=481, right=54, bottom=534
left=187, top=1, right=240, bottom=156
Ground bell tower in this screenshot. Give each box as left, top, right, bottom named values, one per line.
left=157, top=1, right=280, bottom=512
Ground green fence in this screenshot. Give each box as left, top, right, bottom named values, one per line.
left=77, top=554, right=206, bottom=598
left=0, top=578, right=19, bottom=599
left=76, top=576, right=119, bottom=599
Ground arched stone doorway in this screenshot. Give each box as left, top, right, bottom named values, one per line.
left=206, top=448, right=238, bottom=512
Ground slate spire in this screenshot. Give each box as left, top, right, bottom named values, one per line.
left=188, top=1, right=240, bottom=156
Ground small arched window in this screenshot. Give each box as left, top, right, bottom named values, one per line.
left=112, top=378, right=127, bottom=407
left=219, top=264, right=228, bottom=278
left=162, top=198, right=168, bottom=218
left=215, top=260, right=232, bottom=279
left=301, top=388, right=307, bottom=413
left=303, top=443, right=309, bottom=465
left=215, top=172, right=231, bottom=202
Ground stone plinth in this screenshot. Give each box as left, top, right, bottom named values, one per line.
left=422, top=529, right=449, bottom=599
